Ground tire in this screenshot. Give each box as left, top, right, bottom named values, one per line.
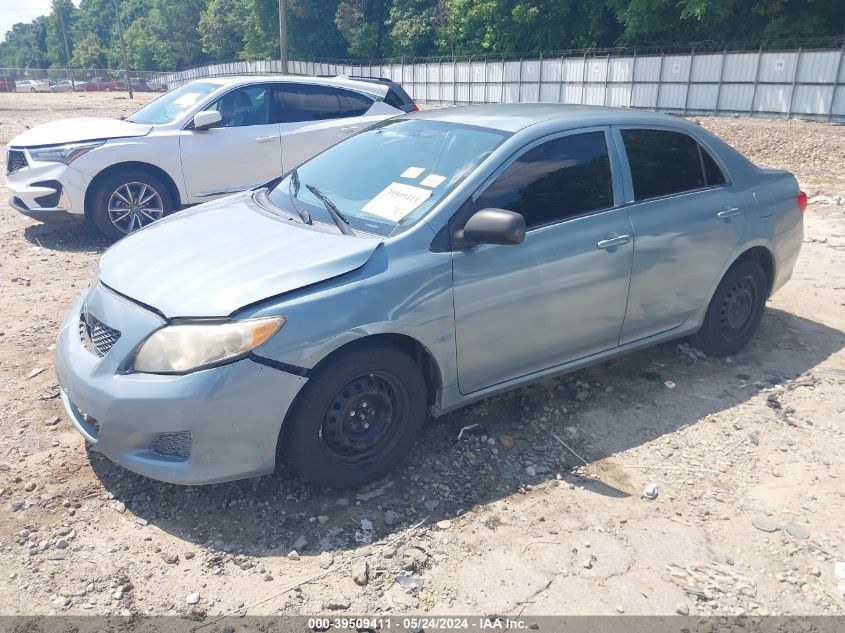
left=689, top=260, right=768, bottom=357
left=281, top=344, right=428, bottom=488
left=90, top=169, right=174, bottom=241
left=30, top=88, right=36, bottom=93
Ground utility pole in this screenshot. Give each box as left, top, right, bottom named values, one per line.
left=278, top=0, right=288, bottom=73
left=112, top=0, right=133, bottom=98
left=58, top=4, right=75, bottom=91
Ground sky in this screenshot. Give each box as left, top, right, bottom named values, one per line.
left=0, top=0, right=80, bottom=42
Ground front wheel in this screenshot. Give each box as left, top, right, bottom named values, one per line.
left=689, top=260, right=768, bottom=357
left=90, top=169, right=173, bottom=240
left=281, top=345, right=428, bottom=488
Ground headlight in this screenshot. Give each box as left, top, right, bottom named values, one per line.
left=28, top=140, right=105, bottom=165
left=133, top=316, right=285, bottom=374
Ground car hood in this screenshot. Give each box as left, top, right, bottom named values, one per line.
left=98, top=193, right=382, bottom=318
left=10, top=117, right=152, bottom=147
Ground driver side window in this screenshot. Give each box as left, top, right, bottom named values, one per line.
left=207, top=85, right=272, bottom=127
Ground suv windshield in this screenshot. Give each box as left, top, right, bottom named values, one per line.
left=126, top=82, right=219, bottom=124
left=267, top=119, right=507, bottom=237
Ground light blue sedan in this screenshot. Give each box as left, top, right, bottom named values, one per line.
left=55, top=105, right=805, bottom=487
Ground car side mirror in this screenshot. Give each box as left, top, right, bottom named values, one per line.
left=193, top=110, right=222, bottom=130
left=459, top=208, right=526, bottom=246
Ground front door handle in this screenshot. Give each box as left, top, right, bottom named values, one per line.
left=339, top=126, right=361, bottom=133
left=597, top=234, right=631, bottom=249
left=716, top=207, right=742, bottom=219
left=254, top=135, right=279, bottom=143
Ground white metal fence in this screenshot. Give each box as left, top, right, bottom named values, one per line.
left=289, top=47, right=845, bottom=122
left=58, top=44, right=845, bottom=123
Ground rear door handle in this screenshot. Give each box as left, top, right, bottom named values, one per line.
left=596, top=234, right=631, bottom=249
left=716, top=207, right=742, bottom=219
left=339, top=126, right=361, bottom=133
left=254, top=135, right=278, bottom=143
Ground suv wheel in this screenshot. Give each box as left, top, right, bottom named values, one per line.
left=281, top=344, right=428, bottom=488
left=90, top=169, right=173, bottom=240
left=690, top=260, right=768, bottom=357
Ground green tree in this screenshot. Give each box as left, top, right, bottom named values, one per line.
left=288, top=0, right=347, bottom=59
left=122, top=0, right=206, bottom=69
left=0, top=18, right=49, bottom=69
left=71, top=32, right=107, bottom=68
left=386, top=0, right=439, bottom=56
left=46, top=0, right=76, bottom=67
left=335, top=0, right=390, bottom=58
left=238, top=0, right=282, bottom=60
left=199, top=0, right=247, bottom=60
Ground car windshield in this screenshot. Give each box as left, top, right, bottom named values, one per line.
left=126, top=82, right=219, bottom=124
left=266, top=119, right=508, bottom=237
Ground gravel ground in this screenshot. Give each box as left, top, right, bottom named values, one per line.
left=1, top=92, right=844, bottom=619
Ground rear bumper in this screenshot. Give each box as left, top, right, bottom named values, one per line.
left=771, top=218, right=803, bottom=296
left=55, top=286, right=308, bottom=485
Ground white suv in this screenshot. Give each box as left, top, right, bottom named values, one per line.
left=6, top=75, right=415, bottom=239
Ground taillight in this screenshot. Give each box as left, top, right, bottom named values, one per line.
left=797, top=190, right=807, bottom=212
left=411, top=105, right=419, bottom=112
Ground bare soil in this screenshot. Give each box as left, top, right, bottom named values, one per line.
left=1, top=92, right=844, bottom=618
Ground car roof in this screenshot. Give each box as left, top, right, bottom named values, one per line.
left=408, top=103, right=695, bottom=133
left=194, top=75, right=389, bottom=98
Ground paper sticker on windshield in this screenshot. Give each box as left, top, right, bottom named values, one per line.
left=173, top=92, right=204, bottom=107
left=420, top=173, right=446, bottom=188
left=362, top=182, right=432, bottom=222
left=401, top=167, right=425, bottom=179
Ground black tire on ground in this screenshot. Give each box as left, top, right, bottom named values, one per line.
left=89, top=169, right=174, bottom=241
left=689, top=259, right=769, bottom=357
left=281, top=344, right=429, bottom=488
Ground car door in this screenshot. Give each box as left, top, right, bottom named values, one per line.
left=614, top=126, right=746, bottom=344
left=277, top=83, right=377, bottom=171
left=179, top=83, right=283, bottom=201
left=451, top=129, right=634, bottom=394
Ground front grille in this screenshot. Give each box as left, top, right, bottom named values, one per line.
left=151, top=432, right=192, bottom=460
left=7, top=149, right=27, bottom=174
left=79, top=313, right=121, bottom=357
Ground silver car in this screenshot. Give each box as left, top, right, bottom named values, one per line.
left=55, top=105, right=804, bottom=487
left=51, top=79, right=86, bottom=93
left=15, top=79, right=51, bottom=93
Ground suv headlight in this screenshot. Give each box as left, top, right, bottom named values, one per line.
left=28, top=140, right=106, bottom=165
left=133, top=316, right=285, bottom=374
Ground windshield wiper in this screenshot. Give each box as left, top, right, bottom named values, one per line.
left=305, top=183, right=355, bottom=236
left=287, top=169, right=311, bottom=224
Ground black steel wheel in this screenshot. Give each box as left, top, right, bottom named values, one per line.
left=690, top=259, right=768, bottom=357
left=321, top=370, right=408, bottom=466
left=719, top=275, right=757, bottom=342
left=281, top=344, right=428, bottom=488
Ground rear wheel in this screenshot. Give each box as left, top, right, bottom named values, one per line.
left=689, top=260, right=768, bottom=357
left=90, top=169, right=173, bottom=240
left=281, top=344, right=428, bottom=488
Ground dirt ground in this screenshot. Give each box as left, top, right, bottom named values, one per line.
left=1, top=92, right=844, bottom=619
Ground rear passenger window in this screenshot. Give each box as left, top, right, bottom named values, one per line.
left=702, top=149, right=726, bottom=187
left=279, top=84, right=343, bottom=122
left=621, top=128, right=726, bottom=200
left=475, top=131, right=613, bottom=229
left=339, top=90, right=373, bottom=117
